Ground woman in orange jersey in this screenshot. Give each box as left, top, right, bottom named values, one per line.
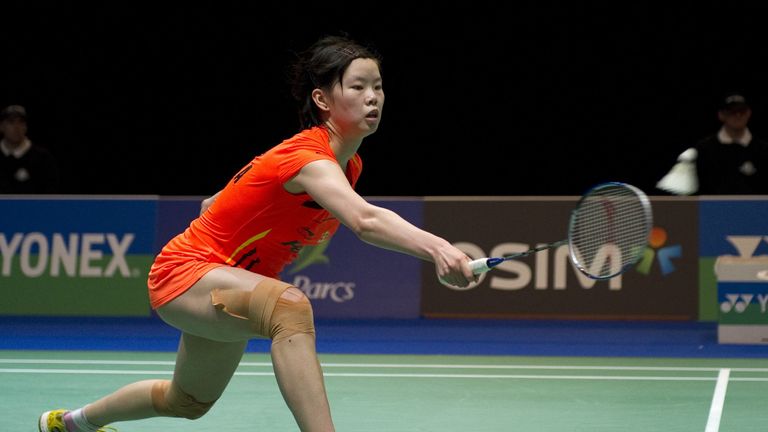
left=39, top=34, right=476, bottom=432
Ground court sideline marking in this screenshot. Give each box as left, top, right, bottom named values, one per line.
left=1, top=358, right=766, bottom=382
left=2, top=358, right=768, bottom=372
left=705, top=368, right=730, bottom=432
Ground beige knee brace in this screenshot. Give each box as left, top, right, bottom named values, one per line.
left=211, top=277, right=315, bottom=343
left=151, top=380, right=215, bottom=420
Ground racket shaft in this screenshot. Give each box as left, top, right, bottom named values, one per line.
left=469, top=240, right=567, bottom=275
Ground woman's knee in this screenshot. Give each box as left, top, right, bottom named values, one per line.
left=151, top=380, right=217, bottom=420
left=271, top=287, right=315, bottom=343
left=211, top=279, right=315, bottom=342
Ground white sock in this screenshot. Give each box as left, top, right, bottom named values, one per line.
left=68, top=407, right=102, bottom=432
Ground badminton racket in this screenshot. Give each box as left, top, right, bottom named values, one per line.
left=468, top=181, right=653, bottom=280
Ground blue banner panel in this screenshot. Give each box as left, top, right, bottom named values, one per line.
left=0, top=197, right=157, bottom=316
left=155, top=197, right=205, bottom=253
left=699, top=199, right=768, bottom=257
left=0, top=197, right=156, bottom=252
left=698, top=199, right=768, bottom=322
left=282, top=199, right=422, bottom=319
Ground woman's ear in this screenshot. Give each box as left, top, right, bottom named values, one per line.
left=312, top=89, right=330, bottom=112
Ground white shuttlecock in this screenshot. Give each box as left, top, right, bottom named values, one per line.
left=677, top=147, right=698, bottom=162
left=656, top=147, right=698, bottom=195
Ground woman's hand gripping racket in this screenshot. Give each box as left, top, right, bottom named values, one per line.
left=468, top=182, right=653, bottom=281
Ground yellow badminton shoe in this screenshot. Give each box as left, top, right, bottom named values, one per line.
left=38, top=409, right=117, bottom=432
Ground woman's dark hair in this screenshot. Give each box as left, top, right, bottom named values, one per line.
left=289, top=34, right=382, bottom=129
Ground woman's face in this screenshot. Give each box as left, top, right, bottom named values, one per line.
left=326, top=58, right=384, bottom=139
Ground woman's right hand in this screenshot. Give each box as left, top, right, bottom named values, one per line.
left=433, top=243, right=477, bottom=288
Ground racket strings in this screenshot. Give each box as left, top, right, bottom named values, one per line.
left=569, top=184, right=651, bottom=279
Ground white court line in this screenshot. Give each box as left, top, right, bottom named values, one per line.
left=322, top=363, right=768, bottom=372
left=3, top=358, right=768, bottom=373
left=705, top=368, right=730, bottom=432
left=0, top=359, right=177, bottom=365
left=1, top=367, right=765, bottom=382
left=0, top=368, right=174, bottom=375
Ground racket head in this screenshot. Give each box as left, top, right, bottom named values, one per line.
left=567, top=182, right=653, bottom=279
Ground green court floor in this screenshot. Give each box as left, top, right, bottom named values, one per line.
left=3, top=350, right=768, bottom=431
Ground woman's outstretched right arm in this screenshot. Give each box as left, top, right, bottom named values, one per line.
left=288, top=159, right=476, bottom=288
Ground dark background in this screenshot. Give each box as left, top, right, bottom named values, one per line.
left=2, top=2, right=767, bottom=197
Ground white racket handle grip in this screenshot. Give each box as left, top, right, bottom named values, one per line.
left=468, top=257, right=504, bottom=274
left=440, top=258, right=504, bottom=287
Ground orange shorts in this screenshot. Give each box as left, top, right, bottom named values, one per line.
left=147, top=246, right=224, bottom=309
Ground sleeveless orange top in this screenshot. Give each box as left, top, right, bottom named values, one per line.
left=147, top=126, right=363, bottom=308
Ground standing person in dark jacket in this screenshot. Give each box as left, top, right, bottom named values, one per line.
left=657, top=93, right=768, bottom=195
left=695, top=93, right=768, bottom=194
left=0, top=105, right=60, bottom=194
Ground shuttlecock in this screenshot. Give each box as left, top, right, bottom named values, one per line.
left=656, top=147, right=698, bottom=195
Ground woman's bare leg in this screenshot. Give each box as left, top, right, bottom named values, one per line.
left=183, top=267, right=335, bottom=431
left=81, top=266, right=257, bottom=426
left=159, top=267, right=334, bottom=430
left=84, top=334, right=247, bottom=425
left=72, top=266, right=334, bottom=431
left=271, top=333, right=334, bottom=431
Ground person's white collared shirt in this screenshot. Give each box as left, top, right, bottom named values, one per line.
left=718, top=127, right=752, bottom=147
left=0, top=138, right=32, bottom=158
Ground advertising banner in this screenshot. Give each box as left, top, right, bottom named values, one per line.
left=6, top=194, right=732, bottom=321
left=699, top=198, right=768, bottom=340
left=421, top=197, right=699, bottom=320
left=0, top=197, right=157, bottom=316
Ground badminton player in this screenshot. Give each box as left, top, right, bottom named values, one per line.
left=38, top=34, right=475, bottom=432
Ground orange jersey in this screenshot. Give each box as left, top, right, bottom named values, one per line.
left=148, top=126, right=363, bottom=308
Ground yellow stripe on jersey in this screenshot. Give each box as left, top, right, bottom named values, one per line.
left=226, top=229, right=272, bottom=265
